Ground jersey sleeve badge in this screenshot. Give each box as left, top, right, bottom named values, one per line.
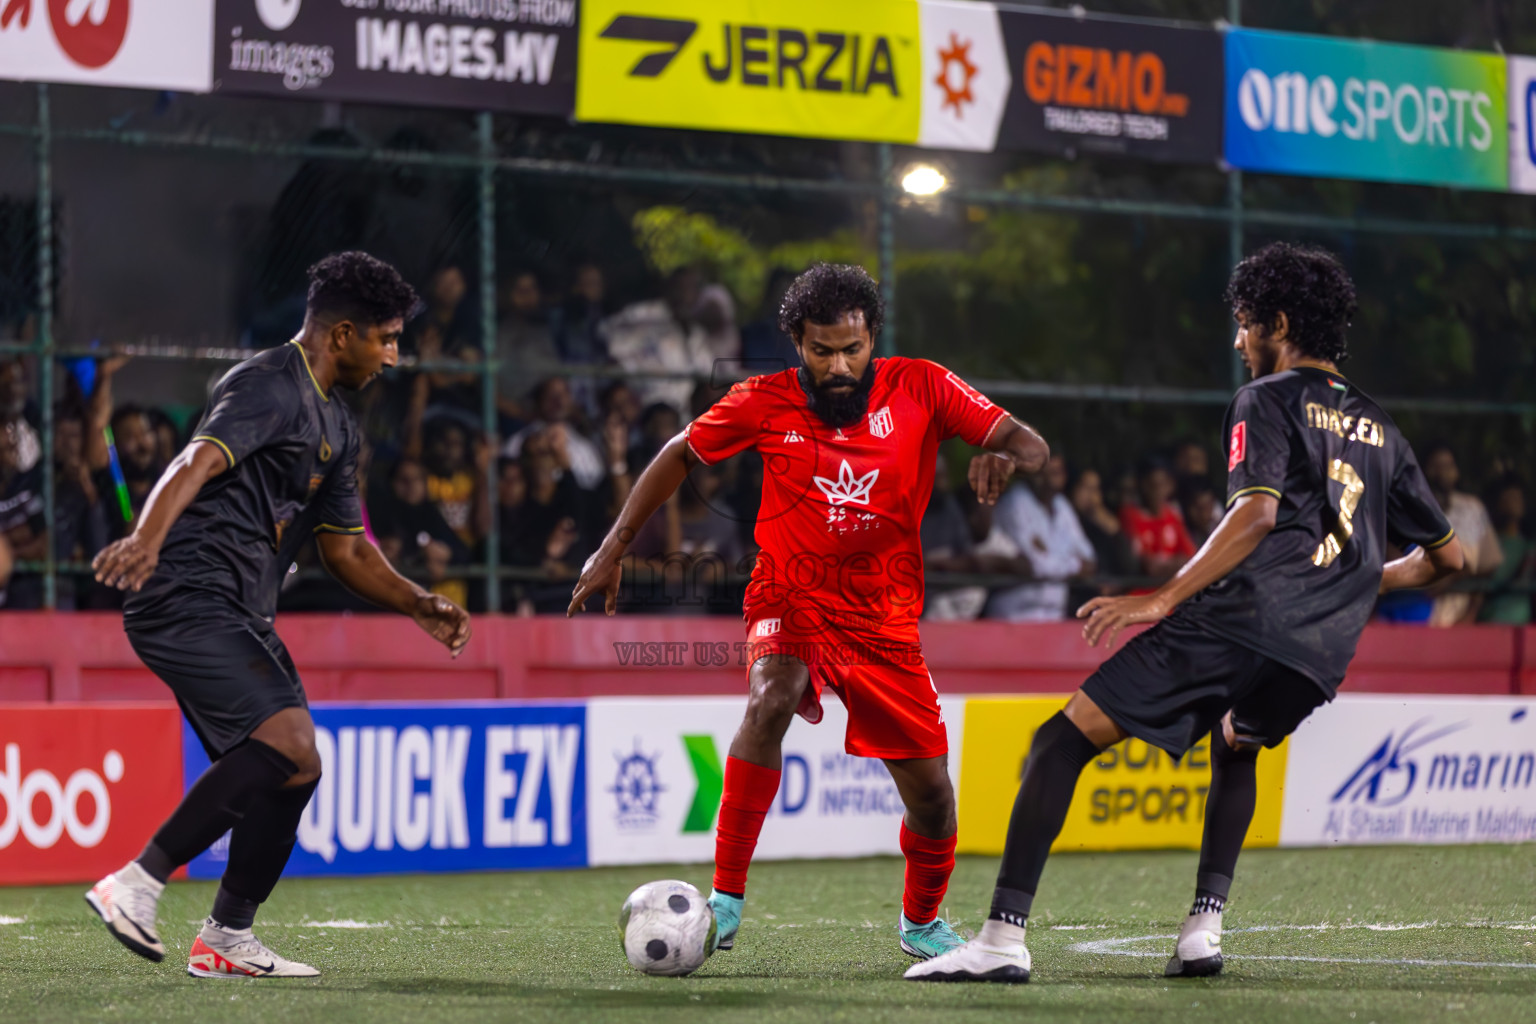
left=1229, top=420, right=1247, bottom=471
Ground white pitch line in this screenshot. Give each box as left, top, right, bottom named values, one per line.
left=1070, top=927, right=1536, bottom=970
left=0, top=916, right=25, bottom=925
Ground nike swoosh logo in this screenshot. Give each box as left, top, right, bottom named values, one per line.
left=246, top=960, right=275, bottom=973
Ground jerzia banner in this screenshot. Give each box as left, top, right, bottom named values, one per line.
left=212, top=0, right=578, bottom=115
left=993, top=8, right=1223, bottom=164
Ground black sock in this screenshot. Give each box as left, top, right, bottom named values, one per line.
left=137, top=740, right=298, bottom=881
left=989, top=712, right=1103, bottom=923
left=1192, top=727, right=1258, bottom=916
left=215, top=777, right=321, bottom=929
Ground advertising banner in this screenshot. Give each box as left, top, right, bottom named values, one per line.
left=184, top=703, right=587, bottom=879
left=0, top=706, right=185, bottom=886
left=1508, top=55, right=1536, bottom=194
left=1225, top=29, right=1507, bottom=190
left=212, top=0, right=577, bottom=114
left=585, top=696, right=964, bottom=867
left=1279, top=695, right=1536, bottom=847
left=994, top=9, right=1223, bottom=163
left=576, top=0, right=922, bottom=144
left=0, top=0, right=213, bottom=92
left=957, top=697, right=1287, bottom=855
left=916, top=0, right=1009, bottom=152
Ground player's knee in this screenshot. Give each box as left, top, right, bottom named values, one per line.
left=744, top=658, right=808, bottom=732
left=1216, top=717, right=1263, bottom=761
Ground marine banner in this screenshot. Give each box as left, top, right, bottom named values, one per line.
left=576, top=0, right=922, bottom=144
left=184, top=703, right=588, bottom=878
left=0, top=0, right=213, bottom=92
left=584, top=696, right=964, bottom=867
left=212, top=0, right=578, bottom=115
left=956, top=697, right=1288, bottom=855
left=993, top=9, right=1224, bottom=163
left=1225, top=28, right=1507, bottom=191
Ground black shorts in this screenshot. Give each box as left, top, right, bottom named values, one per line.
left=128, top=620, right=307, bottom=760
left=1080, top=613, right=1329, bottom=759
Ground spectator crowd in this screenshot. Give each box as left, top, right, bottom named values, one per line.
left=0, top=260, right=1530, bottom=626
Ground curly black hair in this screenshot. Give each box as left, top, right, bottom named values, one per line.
left=777, top=262, right=884, bottom=344
left=306, top=251, right=422, bottom=329
left=1224, top=242, right=1357, bottom=364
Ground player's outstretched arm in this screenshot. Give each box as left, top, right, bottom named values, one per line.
left=567, top=432, right=696, bottom=617
left=1379, top=535, right=1465, bottom=594
left=968, top=417, right=1050, bottom=505
left=315, top=531, right=471, bottom=657
left=92, top=440, right=229, bottom=591
left=1077, top=493, right=1280, bottom=650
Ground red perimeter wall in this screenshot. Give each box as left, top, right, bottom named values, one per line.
left=0, top=614, right=1525, bottom=702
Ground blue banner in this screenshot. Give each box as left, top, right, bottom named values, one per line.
left=184, top=703, right=588, bottom=878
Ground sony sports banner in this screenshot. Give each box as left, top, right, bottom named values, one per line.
left=212, top=0, right=577, bottom=113
left=0, top=0, right=213, bottom=92
left=585, top=696, right=964, bottom=866
left=1225, top=28, right=1507, bottom=191
left=0, top=705, right=185, bottom=886
left=991, top=8, right=1223, bottom=164
left=576, top=0, right=921, bottom=144
left=184, top=703, right=588, bottom=879
left=957, top=697, right=1288, bottom=855
left=1508, top=55, right=1536, bottom=194
left=1278, top=695, right=1536, bottom=847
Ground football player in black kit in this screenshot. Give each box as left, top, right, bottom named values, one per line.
left=85, top=252, right=472, bottom=979
left=907, top=242, right=1466, bottom=984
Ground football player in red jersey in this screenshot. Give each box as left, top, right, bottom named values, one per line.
left=569, top=264, right=1048, bottom=962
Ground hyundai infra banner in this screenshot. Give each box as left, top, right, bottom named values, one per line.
left=1225, top=29, right=1507, bottom=191
left=212, top=0, right=577, bottom=115
left=993, top=9, right=1223, bottom=164
left=184, top=703, right=588, bottom=879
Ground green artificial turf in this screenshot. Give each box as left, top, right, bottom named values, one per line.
left=2, top=846, right=1533, bottom=1023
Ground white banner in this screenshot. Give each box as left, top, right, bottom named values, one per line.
left=917, top=0, right=1009, bottom=152
left=586, top=696, right=964, bottom=867
left=1508, top=55, right=1536, bottom=194
left=0, top=0, right=213, bottom=92
left=1280, top=694, right=1536, bottom=847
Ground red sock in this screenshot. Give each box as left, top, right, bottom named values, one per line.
left=712, top=757, right=781, bottom=896
left=900, top=822, right=957, bottom=925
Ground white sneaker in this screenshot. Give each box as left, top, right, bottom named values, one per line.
left=1165, top=910, right=1223, bottom=977
left=904, top=938, right=1031, bottom=983
left=85, top=862, right=165, bottom=963
left=187, top=918, right=320, bottom=979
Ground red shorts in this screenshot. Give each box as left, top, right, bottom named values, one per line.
left=744, top=612, right=947, bottom=760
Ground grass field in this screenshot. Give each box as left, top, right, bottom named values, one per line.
left=2, top=846, right=1534, bottom=1023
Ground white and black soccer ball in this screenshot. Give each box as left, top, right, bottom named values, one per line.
left=619, top=879, right=716, bottom=977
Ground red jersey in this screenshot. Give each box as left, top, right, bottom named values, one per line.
left=685, top=357, right=1009, bottom=640
left=1120, top=503, right=1196, bottom=566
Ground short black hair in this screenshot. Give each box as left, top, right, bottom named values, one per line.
left=1225, top=242, right=1357, bottom=364
left=777, top=263, right=884, bottom=344
left=1419, top=440, right=1456, bottom=465
left=306, top=251, right=421, bottom=330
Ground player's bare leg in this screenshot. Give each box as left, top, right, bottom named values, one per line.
left=907, top=691, right=1120, bottom=982
left=707, top=654, right=812, bottom=951
left=885, top=755, right=964, bottom=959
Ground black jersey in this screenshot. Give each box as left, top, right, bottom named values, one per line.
left=124, top=341, right=364, bottom=630
left=1176, top=365, right=1453, bottom=695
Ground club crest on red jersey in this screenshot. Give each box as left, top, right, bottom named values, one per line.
left=1229, top=420, right=1247, bottom=471
left=868, top=406, right=893, bottom=438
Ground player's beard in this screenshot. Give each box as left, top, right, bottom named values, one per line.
left=799, top=362, right=875, bottom=429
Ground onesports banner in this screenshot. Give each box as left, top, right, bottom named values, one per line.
left=992, top=8, right=1223, bottom=164
left=213, top=0, right=577, bottom=113
left=584, top=696, right=964, bottom=866
left=0, top=0, right=213, bottom=92
left=184, top=703, right=588, bottom=878
left=1225, top=28, right=1507, bottom=190
left=957, top=697, right=1288, bottom=855
left=576, top=0, right=922, bottom=144
left=1508, top=55, right=1536, bottom=194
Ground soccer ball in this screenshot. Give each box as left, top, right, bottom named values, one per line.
left=619, top=879, right=716, bottom=977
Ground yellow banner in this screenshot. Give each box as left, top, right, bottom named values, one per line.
left=577, top=0, right=921, bottom=143
left=957, top=698, right=1288, bottom=854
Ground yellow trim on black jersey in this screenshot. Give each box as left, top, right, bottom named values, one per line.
left=192, top=435, right=235, bottom=468
left=313, top=523, right=366, bottom=535
left=1424, top=528, right=1457, bottom=550
left=288, top=339, right=330, bottom=402
left=1226, top=485, right=1281, bottom=507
